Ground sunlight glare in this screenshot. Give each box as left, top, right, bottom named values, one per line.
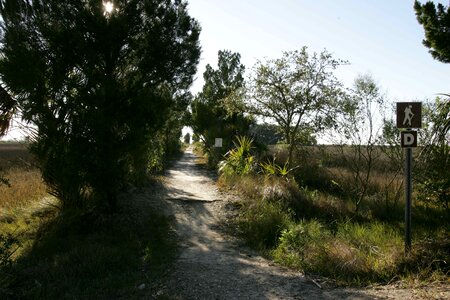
left=103, top=1, right=114, bottom=14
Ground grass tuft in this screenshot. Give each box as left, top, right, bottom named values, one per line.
left=238, top=199, right=293, bottom=249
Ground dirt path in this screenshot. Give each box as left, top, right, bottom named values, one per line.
left=155, top=149, right=448, bottom=300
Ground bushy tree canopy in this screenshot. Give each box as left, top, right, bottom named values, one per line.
left=414, top=1, right=450, bottom=63
left=0, top=0, right=200, bottom=209
left=191, top=50, right=252, bottom=160
left=247, top=47, right=345, bottom=166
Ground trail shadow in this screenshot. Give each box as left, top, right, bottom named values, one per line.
left=161, top=200, right=383, bottom=299
left=158, top=149, right=382, bottom=299
left=0, top=184, right=178, bottom=299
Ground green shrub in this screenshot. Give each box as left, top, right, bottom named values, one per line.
left=273, top=219, right=403, bottom=283
left=238, top=199, right=292, bottom=249
left=417, top=143, right=450, bottom=212
left=273, top=220, right=331, bottom=271
left=218, top=136, right=255, bottom=177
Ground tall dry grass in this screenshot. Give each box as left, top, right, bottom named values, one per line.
left=1, top=143, right=47, bottom=211
left=0, top=168, right=48, bottom=210
left=219, top=142, right=449, bottom=285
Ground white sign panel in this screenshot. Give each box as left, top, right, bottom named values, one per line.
left=214, top=138, right=223, bottom=148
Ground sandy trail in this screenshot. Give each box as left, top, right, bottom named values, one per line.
left=156, top=148, right=448, bottom=300
left=158, top=149, right=350, bottom=299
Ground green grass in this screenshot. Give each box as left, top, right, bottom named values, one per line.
left=238, top=199, right=293, bottom=249
left=1, top=200, right=176, bottom=299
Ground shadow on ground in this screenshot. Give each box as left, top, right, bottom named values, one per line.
left=158, top=149, right=381, bottom=300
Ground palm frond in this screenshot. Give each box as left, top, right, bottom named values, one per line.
left=0, top=84, right=16, bottom=136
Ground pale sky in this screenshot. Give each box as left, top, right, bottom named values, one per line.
left=3, top=1, right=449, bottom=141
left=187, top=0, right=449, bottom=101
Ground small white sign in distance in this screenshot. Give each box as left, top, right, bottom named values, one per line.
left=214, top=138, right=223, bottom=148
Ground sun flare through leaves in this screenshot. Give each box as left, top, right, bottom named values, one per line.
left=103, top=1, right=114, bottom=16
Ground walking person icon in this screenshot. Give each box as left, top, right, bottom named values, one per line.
left=396, top=102, right=421, bottom=129
left=403, top=105, right=414, bottom=127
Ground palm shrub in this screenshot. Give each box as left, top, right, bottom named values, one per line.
left=218, top=136, right=255, bottom=177
left=260, top=157, right=291, bottom=178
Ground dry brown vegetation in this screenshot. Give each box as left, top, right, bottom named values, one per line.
left=0, top=142, right=48, bottom=211
left=0, top=168, right=47, bottom=210
left=217, top=140, right=449, bottom=286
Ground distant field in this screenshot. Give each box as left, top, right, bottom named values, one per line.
left=267, top=143, right=403, bottom=172
left=0, top=142, right=35, bottom=170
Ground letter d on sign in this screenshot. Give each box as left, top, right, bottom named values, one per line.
left=401, top=131, right=417, bottom=148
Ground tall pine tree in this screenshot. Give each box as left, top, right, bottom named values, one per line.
left=0, top=0, right=200, bottom=209
left=414, top=1, right=450, bottom=63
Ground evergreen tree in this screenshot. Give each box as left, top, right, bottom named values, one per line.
left=0, top=0, right=200, bottom=209
left=191, top=50, right=252, bottom=163
left=414, top=1, right=450, bottom=63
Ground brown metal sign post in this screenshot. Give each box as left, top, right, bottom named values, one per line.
left=397, top=102, right=421, bottom=254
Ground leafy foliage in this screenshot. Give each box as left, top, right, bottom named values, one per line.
left=191, top=50, right=253, bottom=165
left=0, top=0, right=200, bottom=209
left=416, top=98, right=450, bottom=211
left=0, top=233, right=20, bottom=268
left=218, top=136, right=255, bottom=177
left=260, top=158, right=291, bottom=178
left=413, top=0, right=450, bottom=209
left=247, top=47, right=345, bottom=166
left=414, top=1, right=450, bottom=63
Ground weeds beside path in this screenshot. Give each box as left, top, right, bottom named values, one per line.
left=158, top=148, right=325, bottom=299
left=2, top=145, right=447, bottom=299
left=156, top=148, right=450, bottom=299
